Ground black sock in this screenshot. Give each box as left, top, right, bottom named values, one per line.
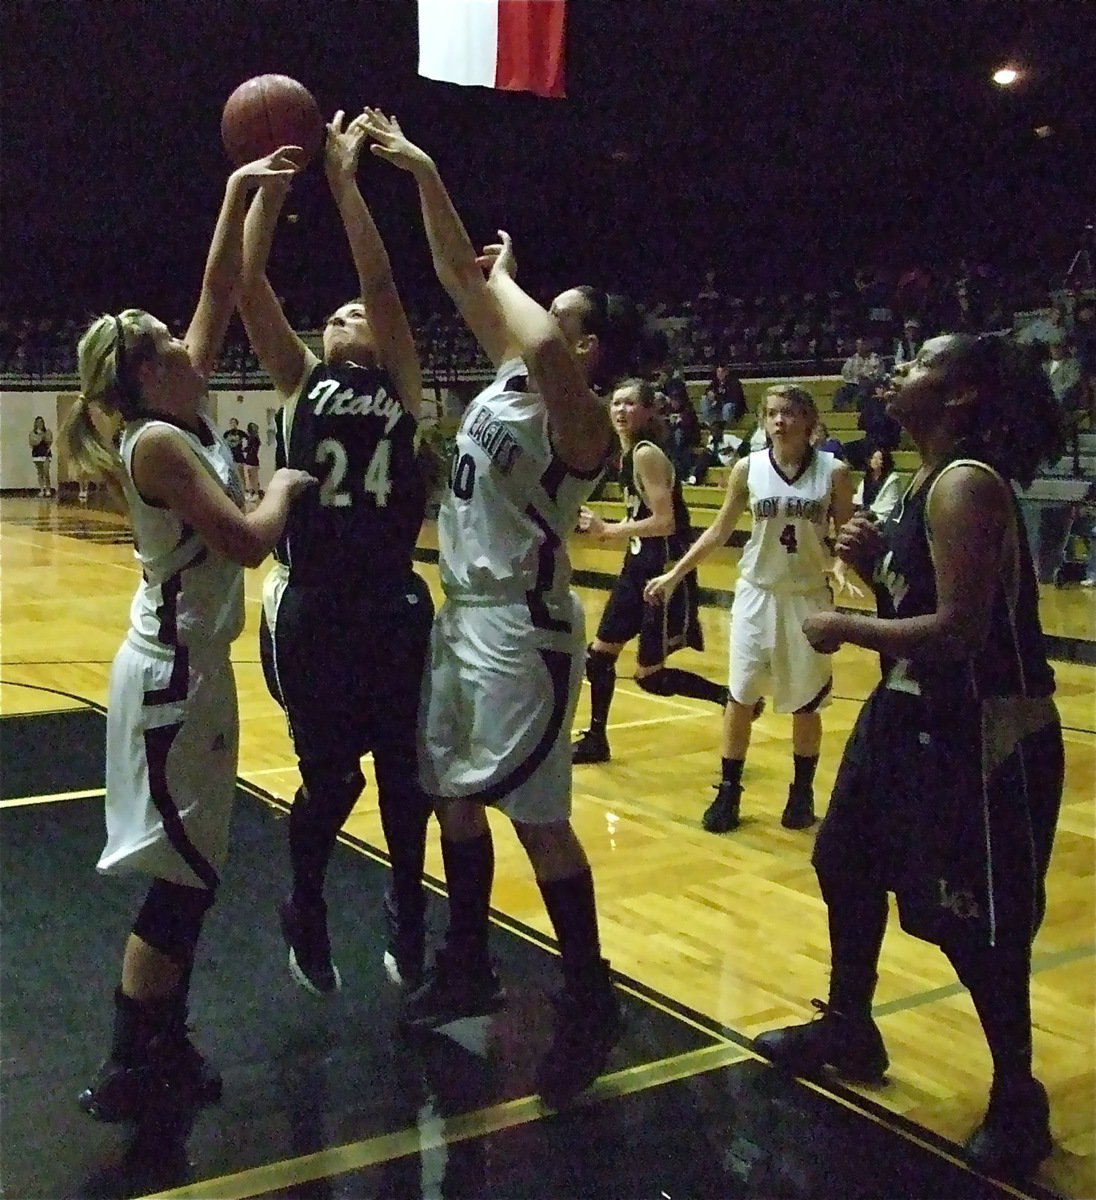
left=642, top=667, right=727, bottom=706
left=539, top=868, right=603, bottom=987
left=441, top=833, right=494, bottom=961
left=945, top=940, right=1034, bottom=1087
left=289, top=785, right=357, bottom=910
left=721, top=758, right=745, bottom=788
left=377, top=780, right=431, bottom=923
left=588, top=669, right=616, bottom=732
left=792, top=754, right=819, bottom=793
left=817, top=865, right=887, bottom=1019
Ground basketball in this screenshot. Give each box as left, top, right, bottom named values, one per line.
left=221, top=74, right=325, bottom=167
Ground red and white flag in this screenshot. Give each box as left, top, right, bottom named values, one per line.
left=418, top=0, right=567, bottom=99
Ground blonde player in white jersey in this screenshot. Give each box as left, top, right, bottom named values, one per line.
left=363, top=108, right=664, bottom=1108
left=59, top=148, right=314, bottom=1125
left=646, top=384, right=856, bottom=833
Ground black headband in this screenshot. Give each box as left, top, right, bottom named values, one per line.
left=112, top=315, right=141, bottom=408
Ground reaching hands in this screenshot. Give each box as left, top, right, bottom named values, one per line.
left=476, top=229, right=517, bottom=282
left=230, top=146, right=303, bottom=193
left=324, top=109, right=370, bottom=181
left=359, top=109, right=435, bottom=177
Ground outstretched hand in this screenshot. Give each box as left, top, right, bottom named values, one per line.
left=476, top=230, right=517, bottom=282
left=358, top=108, right=434, bottom=176
left=324, top=109, right=370, bottom=181
left=231, top=146, right=303, bottom=192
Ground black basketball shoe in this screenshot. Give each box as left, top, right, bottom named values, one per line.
left=537, top=962, right=622, bottom=1109
left=754, top=999, right=888, bottom=1083
left=702, top=781, right=741, bottom=833
left=280, top=896, right=342, bottom=995
left=964, top=1076, right=1052, bottom=1178
left=399, top=946, right=505, bottom=1030
left=781, top=785, right=816, bottom=829
left=572, top=728, right=611, bottom=764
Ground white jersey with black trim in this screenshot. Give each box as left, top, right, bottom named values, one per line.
left=738, top=447, right=837, bottom=593
left=118, top=415, right=245, bottom=654
left=438, top=358, right=604, bottom=621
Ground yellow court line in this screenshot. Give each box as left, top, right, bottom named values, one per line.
left=140, top=1042, right=749, bottom=1200
left=0, top=787, right=104, bottom=808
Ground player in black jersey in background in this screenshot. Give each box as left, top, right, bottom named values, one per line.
left=571, top=377, right=727, bottom=765
left=238, top=110, right=435, bottom=995
left=755, top=335, right=1067, bottom=1179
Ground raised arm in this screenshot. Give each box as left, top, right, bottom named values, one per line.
left=325, top=110, right=421, bottom=417
left=361, top=109, right=513, bottom=368
left=185, top=149, right=301, bottom=380
left=238, top=173, right=308, bottom=397
left=484, top=255, right=610, bottom=472
left=644, top=456, right=750, bottom=604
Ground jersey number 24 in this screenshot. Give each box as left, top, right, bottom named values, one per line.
left=314, top=436, right=392, bottom=508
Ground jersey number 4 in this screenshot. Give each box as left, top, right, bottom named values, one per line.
left=315, top=436, right=392, bottom=508
left=779, top=523, right=799, bottom=554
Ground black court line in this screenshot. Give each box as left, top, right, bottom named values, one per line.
left=0, top=708, right=1061, bottom=1200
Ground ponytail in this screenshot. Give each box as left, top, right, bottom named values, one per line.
left=574, top=286, right=667, bottom=389
left=58, top=396, right=125, bottom=497
left=63, top=310, right=154, bottom=503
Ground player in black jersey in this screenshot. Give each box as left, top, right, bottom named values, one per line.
left=571, top=377, right=727, bottom=765
left=239, top=110, right=435, bottom=996
left=755, top=335, right=1067, bottom=1179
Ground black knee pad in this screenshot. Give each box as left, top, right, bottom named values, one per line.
left=298, top=762, right=366, bottom=833
left=585, top=646, right=616, bottom=686
left=132, top=878, right=215, bottom=964
left=635, top=669, right=673, bottom=696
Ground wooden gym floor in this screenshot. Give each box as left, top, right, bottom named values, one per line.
left=1, top=492, right=1092, bottom=1200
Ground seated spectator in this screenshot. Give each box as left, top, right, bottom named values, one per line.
left=688, top=422, right=742, bottom=484
left=664, top=389, right=702, bottom=481
left=893, top=317, right=922, bottom=365
left=852, top=446, right=903, bottom=522
left=832, top=337, right=883, bottom=411
left=811, top=421, right=846, bottom=460
left=1044, top=335, right=1086, bottom=418
left=843, top=379, right=902, bottom=469
left=700, top=363, right=747, bottom=428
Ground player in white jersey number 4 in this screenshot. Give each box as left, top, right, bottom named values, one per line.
left=645, top=384, right=857, bottom=833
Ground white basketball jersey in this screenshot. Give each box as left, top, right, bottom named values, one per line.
left=438, top=359, right=604, bottom=620
left=119, top=416, right=245, bottom=653
left=738, top=447, right=836, bottom=592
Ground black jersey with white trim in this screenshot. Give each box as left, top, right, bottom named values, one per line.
left=273, top=355, right=426, bottom=591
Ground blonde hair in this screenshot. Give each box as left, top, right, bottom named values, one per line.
left=59, top=310, right=155, bottom=496
left=764, top=383, right=819, bottom=432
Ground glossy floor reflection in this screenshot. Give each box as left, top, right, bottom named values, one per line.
left=0, top=709, right=1058, bottom=1200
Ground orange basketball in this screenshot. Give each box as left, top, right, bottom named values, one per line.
left=221, top=74, right=325, bottom=167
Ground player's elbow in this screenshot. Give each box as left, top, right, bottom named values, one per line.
left=935, top=604, right=991, bottom=659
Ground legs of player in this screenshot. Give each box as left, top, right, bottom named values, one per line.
left=785, top=709, right=822, bottom=829
left=511, top=818, right=620, bottom=1109
left=279, top=762, right=364, bottom=995
left=80, top=880, right=220, bottom=1122
left=400, top=798, right=504, bottom=1027
left=572, top=640, right=622, bottom=764
left=702, top=696, right=756, bottom=832
left=943, top=939, right=1051, bottom=1176
left=754, top=861, right=889, bottom=1082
